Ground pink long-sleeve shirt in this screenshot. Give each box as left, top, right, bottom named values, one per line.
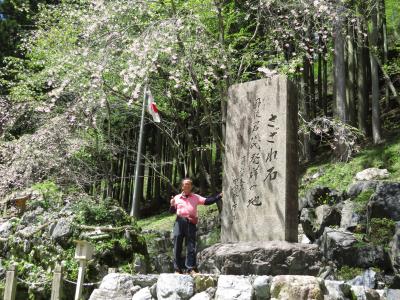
left=173, top=193, right=206, bottom=221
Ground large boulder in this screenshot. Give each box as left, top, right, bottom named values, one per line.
left=319, top=228, right=390, bottom=270
left=347, top=181, right=379, bottom=199
left=132, top=287, right=153, bottom=300
left=389, top=222, right=400, bottom=274
left=51, top=217, right=73, bottom=247
left=355, top=168, right=389, bottom=181
left=214, top=275, right=253, bottom=300
left=198, top=241, right=322, bottom=276
left=131, top=274, right=159, bottom=287
left=270, top=275, right=324, bottom=300
left=368, top=182, right=400, bottom=221
left=300, top=205, right=341, bottom=241
left=190, top=291, right=212, bottom=300
left=193, top=275, right=217, bottom=293
left=349, top=285, right=380, bottom=300
left=89, top=273, right=136, bottom=300
left=323, top=280, right=351, bottom=300
left=156, top=274, right=194, bottom=300
left=253, top=275, right=272, bottom=300
left=340, top=200, right=362, bottom=231
left=152, top=253, right=174, bottom=273
left=348, top=269, right=377, bottom=289
left=384, top=289, right=400, bottom=300
left=300, top=186, right=344, bottom=210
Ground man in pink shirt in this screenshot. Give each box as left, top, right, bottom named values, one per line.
left=170, top=178, right=222, bottom=275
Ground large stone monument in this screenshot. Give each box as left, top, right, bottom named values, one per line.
left=221, top=76, right=298, bottom=242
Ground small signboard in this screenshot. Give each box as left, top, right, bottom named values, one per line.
left=74, top=240, right=94, bottom=261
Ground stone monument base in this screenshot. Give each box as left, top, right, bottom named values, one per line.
left=197, top=241, right=321, bottom=276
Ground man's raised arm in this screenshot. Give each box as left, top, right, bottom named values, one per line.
left=204, top=192, right=223, bottom=205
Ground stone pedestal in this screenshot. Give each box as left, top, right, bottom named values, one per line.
left=222, top=76, right=298, bottom=242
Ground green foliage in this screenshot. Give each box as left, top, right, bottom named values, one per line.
left=120, top=261, right=134, bottom=274
left=337, top=265, right=363, bottom=281
left=30, top=180, right=63, bottom=210
left=63, top=248, right=79, bottom=281
left=3, top=258, right=52, bottom=299
left=369, top=218, right=396, bottom=247
left=73, top=197, right=134, bottom=227
left=95, top=238, right=130, bottom=253
left=385, top=0, right=400, bottom=45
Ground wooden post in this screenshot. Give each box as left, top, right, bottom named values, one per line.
left=4, top=265, right=17, bottom=300
left=73, top=240, right=93, bottom=300
left=50, top=264, right=63, bottom=300
left=74, top=260, right=86, bottom=300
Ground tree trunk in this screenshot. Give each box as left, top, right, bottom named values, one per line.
left=310, top=61, right=316, bottom=118
left=323, top=46, right=328, bottom=115
left=334, top=13, right=347, bottom=123
left=370, top=6, right=383, bottom=144
left=356, top=19, right=369, bottom=136
left=346, top=24, right=356, bottom=126
left=380, top=0, right=389, bottom=107
left=318, top=52, right=323, bottom=113
left=301, top=58, right=312, bottom=162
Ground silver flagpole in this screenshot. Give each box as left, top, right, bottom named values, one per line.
left=130, top=85, right=148, bottom=217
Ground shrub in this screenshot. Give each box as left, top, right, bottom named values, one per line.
left=73, top=197, right=133, bottom=227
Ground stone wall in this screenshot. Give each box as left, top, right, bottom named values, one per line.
left=89, top=273, right=400, bottom=300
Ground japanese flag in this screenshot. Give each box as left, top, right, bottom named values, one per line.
left=147, top=90, right=161, bottom=123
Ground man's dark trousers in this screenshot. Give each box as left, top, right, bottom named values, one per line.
left=173, top=216, right=197, bottom=272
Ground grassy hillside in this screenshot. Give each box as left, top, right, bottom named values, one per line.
left=300, top=134, right=400, bottom=195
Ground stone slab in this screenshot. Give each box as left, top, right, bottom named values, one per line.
left=222, top=76, right=298, bottom=242
left=197, top=241, right=321, bottom=276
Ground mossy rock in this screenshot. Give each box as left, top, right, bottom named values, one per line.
left=369, top=218, right=396, bottom=248
left=353, top=189, right=375, bottom=214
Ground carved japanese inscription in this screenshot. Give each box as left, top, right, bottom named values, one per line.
left=221, top=76, right=298, bottom=242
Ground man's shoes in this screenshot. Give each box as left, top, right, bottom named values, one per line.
left=174, top=269, right=183, bottom=274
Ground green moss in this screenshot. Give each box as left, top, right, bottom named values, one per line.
left=353, top=189, right=375, bottom=214
left=369, top=218, right=396, bottom=248
left=353, top=189, right=374, bottom=204
left=337, top=265, right=363, bottom=281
